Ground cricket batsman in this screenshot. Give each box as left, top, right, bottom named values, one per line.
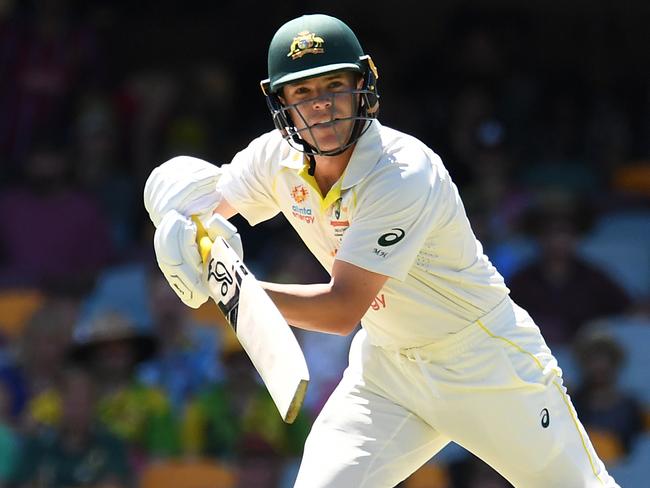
left=144, top=14, right=620, bottom=487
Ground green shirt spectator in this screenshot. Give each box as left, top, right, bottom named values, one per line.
left=0, top=423, right=18, bottom=482
left=10, top=427, right=131, bottom=487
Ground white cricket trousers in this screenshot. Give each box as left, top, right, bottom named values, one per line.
left=294, top=298, right=619, bottom=488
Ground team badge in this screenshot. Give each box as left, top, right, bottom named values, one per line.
left=288, top=31, right=325, bottom=59
left=329, top=198, right=350, bottom=238
left=290, top=185, right=309, bottom=204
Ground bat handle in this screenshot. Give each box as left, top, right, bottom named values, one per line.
left=191, top=215, right=213, bottom=264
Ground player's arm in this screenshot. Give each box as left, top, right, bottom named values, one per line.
left=212, top=197, right=239, bottom=220
left=261, top=259, right=388, bottom=336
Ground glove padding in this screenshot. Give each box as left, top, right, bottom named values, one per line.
left=144, top=156, right=222, bottom=227
left=154, top=210, right=243, bottom=309
left=202, top=213, right=244, bottom=260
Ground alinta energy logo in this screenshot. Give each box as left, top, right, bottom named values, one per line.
left=290, top=185, right=314, bottom=224
left=290, top=185, right=309, bottom=204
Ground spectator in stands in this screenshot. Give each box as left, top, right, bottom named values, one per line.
left=181, top=350, right=255, bottom=461
left=68, top=312, right=179, bottom=463
left=73, top=89, right=137, bottom=252
left=571, top=326, right=645, bottom=463
left=182, top=348, right=310, bottom=483
left=508, top=191, right=631, bottom=345
left=19, top=300, right=75, bottom=432
left=0, top=343, right=28, bottom=426
left=0, top=0, right=104, bottom=173
left=229, top=349, right=310, bottom=488
left=0, top=379, right=19, bottom=484
left=0, top=136, right=114, bottom=289
left=138, top=271, right=223, bottom=414
left=461, top=118, right=533, bottom=279
left=9, top=364, right=131, bottom=487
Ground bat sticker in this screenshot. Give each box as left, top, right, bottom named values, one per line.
left=208, top=259, right=233, bottom=296
left=207, top=257, right=251, bottom=333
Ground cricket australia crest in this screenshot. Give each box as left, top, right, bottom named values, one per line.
left=288, top=31, right=325, bottom=59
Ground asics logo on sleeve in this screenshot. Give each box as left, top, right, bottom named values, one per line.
left=378, top=228, right=405, bottom=246
left=540, top=408, right=550, bottom=428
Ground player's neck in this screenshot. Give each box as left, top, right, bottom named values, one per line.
left=313, top=145, right=354, bottom=195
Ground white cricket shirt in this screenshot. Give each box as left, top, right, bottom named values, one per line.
left=217, top=121, right=509, bottom=348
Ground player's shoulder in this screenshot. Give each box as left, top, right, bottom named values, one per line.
left=378, top=124, right=445, bottom=171
left=369, top=123, right=447, bottom=189
left=234, top=128, right=292, bottom=170
left=247, top=128, right=290, bottom=157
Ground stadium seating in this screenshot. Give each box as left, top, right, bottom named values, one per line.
left=404, top=463, right=450, bottom=488
left=587, top=429, right=625, bottom=465
left=607, top=320, right=650, bottom=407
left=139, top=460, right=237, bottom=488
left=609, top=433, right=650, bottom=486
left=549, top=343, right=581, bottom=390
left=0, top=288, right=43, bottom=338
left=579, top=210, right=650, bottom=299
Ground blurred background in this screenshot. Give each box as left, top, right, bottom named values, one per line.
left=0, top=0, right=649, bottom=486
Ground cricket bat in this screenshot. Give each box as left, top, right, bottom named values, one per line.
left=192, top=216, right=309, bottom=423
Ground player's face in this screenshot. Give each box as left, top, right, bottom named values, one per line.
left=281, top=72, right=362, bottom=153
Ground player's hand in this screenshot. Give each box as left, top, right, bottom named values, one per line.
left=144, top=156, right=222, bottom=227
left=203, top=213, right=244, bottom=260
left=154, top=209, right=208, bottom=308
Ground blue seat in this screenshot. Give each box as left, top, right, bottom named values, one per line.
left=609, top=433, right=650, bottom=486
left=550, top=343, right=581, bottom=391
left=77, top=263, right=153, bottom=332
left=432, top=442, right=471, bottom=465
left=578, top=211, right=650, bottom=299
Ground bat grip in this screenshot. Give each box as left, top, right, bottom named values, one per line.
left=191, top=215, right=213, bottom=263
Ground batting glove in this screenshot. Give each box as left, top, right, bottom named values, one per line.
left=154, top=209, right=209, bottom=308
left=144, top=156, right=223, bottom=227
left=154, top=210, right=244, bottom=309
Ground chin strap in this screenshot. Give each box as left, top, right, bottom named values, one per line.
left=295, top=137, right=317, bottom=176
left=307, top=154, right=316, bottom=176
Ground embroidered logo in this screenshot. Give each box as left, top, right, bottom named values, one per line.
left=333, top=198, right=342, bottom=220
left=329, top=198, right=350, bottom=238
left=288, top=31, right=325, bottom=59
left=378, top=228, right=405, bottom=247
left=290, top=185, right=309, bottom=204
left=540, top=408, right=550, bottom=428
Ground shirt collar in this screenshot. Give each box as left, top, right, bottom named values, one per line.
left=279, top=146, right=305, bottom=169
left=341, top=120, right=383, bottom=190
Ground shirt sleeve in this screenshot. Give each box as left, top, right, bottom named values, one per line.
left=336, top=149, right=451, bottom=281
left=217, top=133, right=281, bottom=226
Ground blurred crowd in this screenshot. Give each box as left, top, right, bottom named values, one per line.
left=0, top=0, right=649, bottom=487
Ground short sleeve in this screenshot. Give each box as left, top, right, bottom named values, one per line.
left=336, top=149, right=446, bottom=281
left=218, top=133, right=281, bottom=226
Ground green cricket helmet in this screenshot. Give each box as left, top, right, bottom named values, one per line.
left=260, top=14, right=380, bottom=161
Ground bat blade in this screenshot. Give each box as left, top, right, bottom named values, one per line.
left=238, top=274, right=310, bottom=423
left=204, top=236, right=309, bottom=423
